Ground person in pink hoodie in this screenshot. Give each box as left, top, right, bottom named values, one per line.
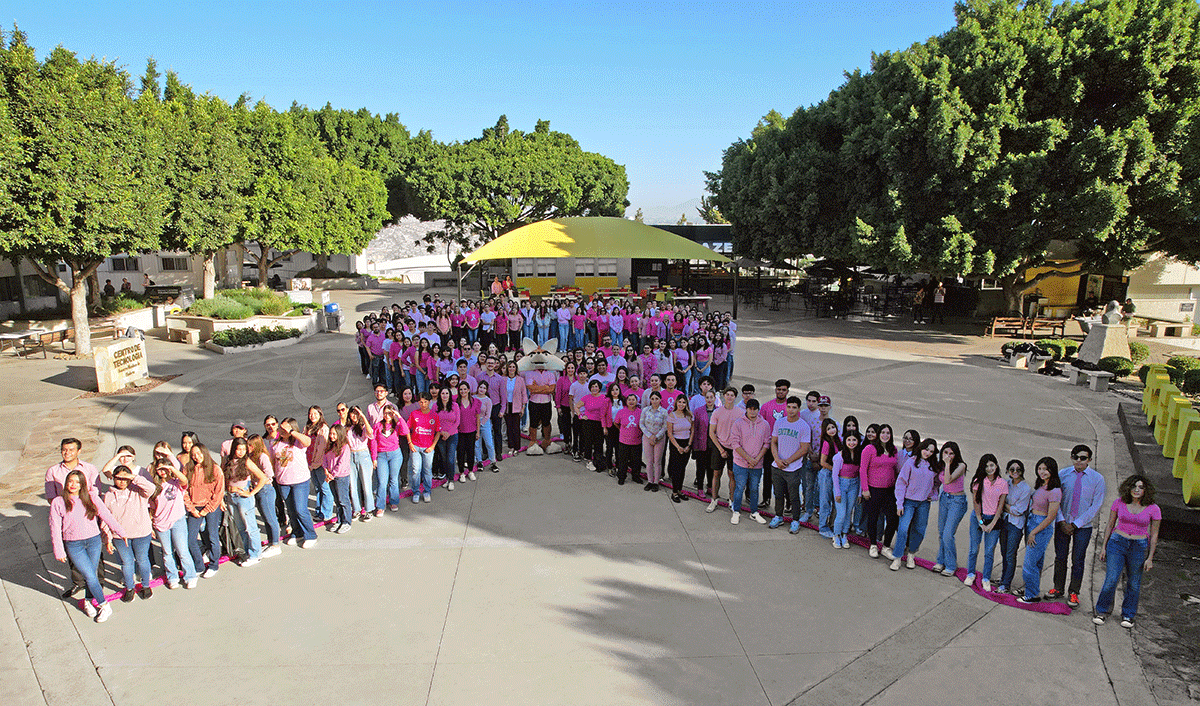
left=50, top=470, right=126, bottom=622
left=101, top=465, right=156, bottom=602
left=323, top=424, right=355, bottom=533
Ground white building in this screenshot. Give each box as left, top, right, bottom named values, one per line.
left=1125, top=253, right=1200, bottom=321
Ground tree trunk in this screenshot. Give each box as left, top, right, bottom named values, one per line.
left=8, top=257, right=27, bottom=316
left=70, top=276, right=92, bottom=357
left=316, top=253, right=328, bottom=271
left=1000, top=273, right=1027, bottom=315
left=256, top=244, right=270, bottom=289
left=201, top=252, right=216, bottom=299
left=87, top=271, right=102, bottom=310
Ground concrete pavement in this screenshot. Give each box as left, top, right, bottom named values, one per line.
left=0, top=288, right=1163, bottom=705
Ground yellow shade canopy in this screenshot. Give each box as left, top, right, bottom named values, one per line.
left=461, top=217, right=731, bottom=264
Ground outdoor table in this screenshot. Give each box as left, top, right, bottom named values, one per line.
left=0, top=328, right=48, bottom=357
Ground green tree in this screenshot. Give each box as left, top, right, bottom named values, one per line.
left=676, top=213, right=689, bottom=225
left=709, top=0, right=1200, bottom=312
left=401, top=117, right=630, bottom=257
left=633, top=207, right=644, bottom=223
left=0, top=30, right=166, bottom=356
left=697, top=195, right=728, bottom=224
left=158, top=71, right=249, bottom=299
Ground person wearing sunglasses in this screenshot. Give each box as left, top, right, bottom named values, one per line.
left=1048, top=444, right=1106, bottom=608
left=1092, top=475, right=1159, bottom=628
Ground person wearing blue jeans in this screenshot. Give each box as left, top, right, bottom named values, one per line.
left=63, top=534, right=106, bottom=612
left=110, top=534, right=153, bottom=596
left=410, top=447, right=435, bottom=502
left=1020, top=513, right=1054, bottom=601
left=558, top=321, right=571, bottom=348
left=834, top=473, right=858, bottom=543
left=279, top=479, right=317, bottom=543
left=157, top=516, right=197, bottom=587
left=728, top=400, right=770, bottom=525
left=935, top=491, right=968, bottom=574
left=227, top=493, right=263, bottom=563
left=799, top=458, right=819, bottom=523
left=186, top=508, right=223, bottom=577
left=731, top=463, right=763, bottom=522
left=893, top=498, right=931, bottom=565
left=254, top=481, right=281, bottom=550
left=965, top=512, right=1001, bottom=587
left=374, top=448, right=404, bottom=510
left=1092, top=474, right=1160, bottom=626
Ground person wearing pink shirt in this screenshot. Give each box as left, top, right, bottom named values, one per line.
left=101, top=465, right=155, bottom=602
left=555, top=361, right=577, bottom=454
left=50, top=470, right=126, bottom=622
left=525, top=364, right=558, bottom=453
left=758, top=379, right=790, bottom=512
left=323, top=424, right=355, bottom=533
left=465, top=305, right=480, bottom=344
left=223, top=438, right=268, bottom=566
left=272, top=419, right=318, bottom=548
left=727, top=399, right=770, bottom=525
left=183, top=443, right=225, bottom=578
left=435, top=386, right=461, bottom=490
left=891, top=438, right=941, bottom=571
left=614, top=393, right=643, bottom=485
left=305, top=406, right=334, bottom=524
left=46, top=437, right=103, bottom=599
left=148, top=460, right=196, bottom=589
left=577, top=379, right=611, bottom=471
left=860, top=424, right=901, bottom=558
left=344, top=407, right=376, bottom=520
left=370, top=405, right=410, bottom=512
left=965, top=453, right=1008, bottom=591
left=500, top=359, right=528, bottom=453
left=706, top=387, right=741, bottom=510
left=408, top=392, right=440, bottom=503
left=933, top=441, right=969, bottom=576
left=455, top=382, right=481, bottom=481
left=665, top=395, right=694, bottom=503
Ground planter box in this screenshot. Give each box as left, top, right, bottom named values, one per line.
left=203, top=333, right=307, bottom=355
left=167, top=311, right=319, bottom=342
left=311, top=276, right=377, bottom=290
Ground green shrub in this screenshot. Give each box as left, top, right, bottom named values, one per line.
left=1001, top=342, right=1017, bottom=358
left=187, top=296, right=253, bottom=320
left=211, top=325, right=301, bottom=348
left=1036, top=339, right=1066, bottom=360
left=95, top=292, right=146, bottom=316
left=1127, top=340, right=1149, bottom=365
left=1063, top=340, right=1080, bottom=358
left=1183, top=369, right=1200, bottom=395
left=288, top=305, right=317, bottom=317
left=1194, top=323, right=1200, bottom=337
left=1137, top=365, right=1151, bottom=384
left=1097, top=356, right=1135, bottom=379
left=1166, top=355, right=1200, bottom=386
left=258, top=298, right=292, bottom=316
left=296, top=266, right=357, bottom=278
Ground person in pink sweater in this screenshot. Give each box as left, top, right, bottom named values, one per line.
left=860, top=424, right=900, bottom=558
left=50, top=470, right=126, bottom=622
left=891, top=438, right=941, bottom=571
left=370, top=405, right=411, bottom=512
left=101, top=465, right=156, bottom=602
left=149, top=460, right=197, bottom=589
left=435, top=386, right=462, bottom=489
left=500, top=359, right=528, bottom=453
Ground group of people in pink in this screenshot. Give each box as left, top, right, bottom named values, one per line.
left=48, top=292, right=1157, bottom=632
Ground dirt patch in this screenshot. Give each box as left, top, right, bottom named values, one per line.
left=75, top=374, right=180, bottom=398
left=1131, top=537, right=1200, bottom=702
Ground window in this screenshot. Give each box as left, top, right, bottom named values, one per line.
left=24, top=275, right=57, bottom=298
left=160, top=256, right=190, bottom=272
left=110, top=256, right=139, bottom=272
left=575, top=258, right=596, bottom=276
left=536, top=259, right=555, bottom=277
left=514, top=259, right=535, bottom=277
left=0, top=276, right=19, bottom=302
left=597, top=258, right=617, bottom=277
left=979, top=278, right=1001, bottom=290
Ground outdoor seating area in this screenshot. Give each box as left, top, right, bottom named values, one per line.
left=986, top=315, right=1068, bottom=339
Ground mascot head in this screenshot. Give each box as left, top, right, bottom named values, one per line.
left=517, top=337, right=566, bottom=372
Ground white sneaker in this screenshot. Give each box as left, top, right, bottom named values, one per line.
left=705, top=499, right=719, bottom=513
left=932, top=563, right=945, bottom=573
left=447, top=481, right=455, bottom=491
left=241, top=557, right=260, bottom=567
left=336, top=523, right=351, bottom=534
left=284, top=537, right=299, bottom=546
left=468, top=471, right=477, bottom=481
left=95, top=603, right=112, bottom=623
left=833, top=536, right=841, bottom=549
left=82, top=600, right=98, bottom=618
left=586, top=461, right=596, bottom=471
left=881, top=547, right=895, bottom=561
left=200, top=568, right=218, bottom=579
left=906, top=555, right=916, bottom=570
left=750, top=512, right=767, bottom=525
left=300, top=538, right=317, bottom=549
left=889, top=558, right=902, bottom=571
left=869, top=545, right=879, bottom=558
left=963, top=573, right=976, bottom=587
left=730, top=513, right=740, bottom=525
left=166, top=581, right=179, bottom=590
left=261, top=545, right=282, bottom=558
left=981, top=579, right=991, bottom=592
left=184, top=578, right=198, bottom=589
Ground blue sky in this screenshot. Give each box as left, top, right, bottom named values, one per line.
left=6, top=1, right=959, bottom=220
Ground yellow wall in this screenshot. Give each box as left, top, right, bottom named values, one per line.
left=1025, top=262, right=1083, bottom=308
left=515, top=277, right=554, bottom=296
left=575, top=277, right=619, bottom=295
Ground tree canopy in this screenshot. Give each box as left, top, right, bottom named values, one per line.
left=708, top=0, right=1200, bottom=311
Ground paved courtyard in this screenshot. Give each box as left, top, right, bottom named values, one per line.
left=0, top=288, right=1164, bottom=705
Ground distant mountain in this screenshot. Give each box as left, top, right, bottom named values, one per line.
left=363, top=217, right=455, bottom=264
left=639, top=198, right=705, bottom=225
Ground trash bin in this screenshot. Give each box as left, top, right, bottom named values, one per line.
left=324, top=302, right=342, bottom=332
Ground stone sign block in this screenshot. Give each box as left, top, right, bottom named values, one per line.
left=94, top=338, right=148, bottom=393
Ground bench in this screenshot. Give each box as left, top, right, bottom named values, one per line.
left=1066, top=367, right=1115, bottom=391
left=168, top=327, right=202, bottom=345
left=986, top=316, right=1026, bottom=337
left=1147, top=320, right=1193, bottom=338
left=1026, top=317, right=1067, bottom=338
left=22, top=329, right=70, bottom=358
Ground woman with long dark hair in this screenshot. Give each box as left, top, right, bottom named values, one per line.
left=933, top=441, right=969, bottom=577
left=184, top=443, right=224, bottom=578
left=964, top=453, right=1008, bottom=592
left=1093, top=475, right=1160, bottom=627
left=51, top=470, right=126, bottom=622
left=859, top=424, right=899, bottom=559
left=891, top=438, right=940, bottom=571
left=1018, top=458, right=1062, bottom=604
left=223, top=438, right=267, bottom=566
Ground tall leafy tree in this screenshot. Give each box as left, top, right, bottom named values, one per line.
left=158, top=71, right=249, bottom=298
left=0, top=29, right=166, bottom=356
left=401, top=116, right=630, bottom=258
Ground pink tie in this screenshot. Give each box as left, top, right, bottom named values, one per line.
left=1070, top=470, right=1085, bottom=523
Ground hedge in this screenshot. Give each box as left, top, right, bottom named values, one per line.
left=1184, top=369, right=1200, bottom=395
left=1137, top=365, right=1150, bottom=384
left=1097, top=356, right=1135, bottom=379
left=211, top=325, right=301, bottom=348
left=1165, top=355, right=1200, bottom=386
left=1035, top=339, right=1066, bottom=360
left=187, top=296, right=253, bottom=320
